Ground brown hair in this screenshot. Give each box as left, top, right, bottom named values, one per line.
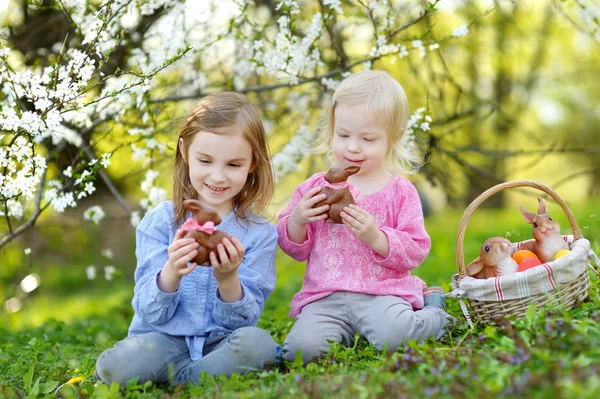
left=314, top=70, right=421, bottom=174
left=173, top=92, right=274, bottom=225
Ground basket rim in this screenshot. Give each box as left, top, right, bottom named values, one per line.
left=456, top=180, right=582, bottom=279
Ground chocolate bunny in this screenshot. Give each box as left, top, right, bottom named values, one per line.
left=181, top=199, right=228, bottom=266
left=314, top=163, right=361, bottom=223
left=519, top=198, right=568, bottom=263
left=467, top=237, right=519, bottom=279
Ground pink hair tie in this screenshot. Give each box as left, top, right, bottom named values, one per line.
left=181, top=218, right=215, bottom=234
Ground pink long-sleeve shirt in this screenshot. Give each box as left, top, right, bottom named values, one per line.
left=278, top=173, right=431, bottom=318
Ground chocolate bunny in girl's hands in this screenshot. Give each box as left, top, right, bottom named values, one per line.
left=314, top=163, right=360, bottom=223
left=519, top=198, right=568, bottom=263
left=467, top=237, right=519, bottom=279
left=181, top=199, right=229, bottom=266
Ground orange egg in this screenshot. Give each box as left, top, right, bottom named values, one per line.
left=518, top=257, right=542, bottom=272
left=513, top=250, right=539, bottom=264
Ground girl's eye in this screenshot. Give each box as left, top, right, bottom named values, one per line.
left=363, top=138, right=375, bottom=142
left=336, top=133, right=349, bottom=138
left=198, top=159, right=210, bottom=164
left=229, top=164, right=241, bottom=168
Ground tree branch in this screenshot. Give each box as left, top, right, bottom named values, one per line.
left=149, top=53, right=398, bottom=104
left=82, top=146, right=131, bottom=215
left=0, top=169, right=49, bottom=249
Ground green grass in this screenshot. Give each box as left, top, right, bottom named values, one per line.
left=1, top=201, right=600, bottom=398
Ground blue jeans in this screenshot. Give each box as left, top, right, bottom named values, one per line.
left=94, top=326, right=278, bottom=386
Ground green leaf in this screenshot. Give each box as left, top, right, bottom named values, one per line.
left=42, top=381, right=59, bottom=394
left=29, top=376, right=41, bottom=397
left=292, top=350, right=304, bottom=369
left=525, top=302, right=537, bottom=325
left=23, top=365, right=34, bottom=392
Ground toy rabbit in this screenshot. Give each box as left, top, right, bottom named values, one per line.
left=519, top=198, right=568, bottom=263
left=314, top=163, right=361, bottom=223
left=466, top=237, right=519, bottom=279
left=181, top=199, right=229, bottom=266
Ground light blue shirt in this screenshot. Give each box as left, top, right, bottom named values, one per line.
left=128, top=201, right=277, bottom=361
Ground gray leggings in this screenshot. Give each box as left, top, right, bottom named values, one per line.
left=283, top=292, right=452, bottom=364
left=94, top=326, right=277, bottom=386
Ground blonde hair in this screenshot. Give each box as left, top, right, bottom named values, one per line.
left=316, top=70, right=421, bottom=175
left=173, top=92, right=274, bottom=225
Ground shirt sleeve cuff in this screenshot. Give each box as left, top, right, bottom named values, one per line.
left=370, top=228, right=398, bottom=264
left=151, top=269, right=180, bottom=305
left=214, top=284, right=254, bottom=320
left=280, top=216, right=312, bottom=248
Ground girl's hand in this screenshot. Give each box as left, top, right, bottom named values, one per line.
left=289, top=186, right=330, bottom=227
left=210, top=236, right=245, bottom=282
left=166, top=229, right=200, bottom=277
left=159, top=229, right=199, bottom=293
left=341, top=205, right=389, bottom=256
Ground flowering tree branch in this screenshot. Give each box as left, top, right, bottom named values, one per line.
left=1, top=0, right=599, bottom=260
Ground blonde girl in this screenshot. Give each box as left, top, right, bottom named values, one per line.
left=278, top=71, right=452, bottom=364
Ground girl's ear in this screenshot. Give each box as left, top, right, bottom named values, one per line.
left=179, top=138, right=186, bottom=161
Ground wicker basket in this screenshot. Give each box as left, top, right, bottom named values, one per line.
left=455, top=180, right=591, bottom=324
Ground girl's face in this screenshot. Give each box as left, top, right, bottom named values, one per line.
left=332, top=104, right=390, bottom=177
left=181, top=128, right=253, bottom=216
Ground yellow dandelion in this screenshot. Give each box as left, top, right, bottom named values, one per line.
left=67, top=376, right=84, bottom=385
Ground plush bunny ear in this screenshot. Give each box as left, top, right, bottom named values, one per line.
left=520, top=206, right=536, bottom=224
left=537, top=198, right=548, bottom=215
left=466, top=257, right=484, bottom=276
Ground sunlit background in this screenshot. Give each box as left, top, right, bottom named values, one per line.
left=1, top=0, right=598, bottom=330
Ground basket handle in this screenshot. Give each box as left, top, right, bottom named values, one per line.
left=456, top=180, right=582, bottom=279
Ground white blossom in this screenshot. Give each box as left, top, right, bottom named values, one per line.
left=86, top=265, right=97, bottom=280
left=452, top=24, right=469, bottom=37
left=139, top=170, right=167, bottom=211
left=100, top=153, right=112, bottom=168
left=321, top=77, right=340, bottom=91
left=101, top=248, right=114, bottom=259
left=412, top=40, right=426, bottom=58
left=272, top=125, right=313, bottom=180
left=130, top=211, right=142, bottom=228
left=83, top=205, right=105, bottom=224
left=104, top=265, right=116, bottom=280
left=6, top=199, right=24, bottom=219
left=323, top=0, right=343, bottom=14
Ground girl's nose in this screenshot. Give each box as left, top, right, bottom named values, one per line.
left=348, top=139, right=360, bottom=153
left=210, top=169, right=226, bottom=182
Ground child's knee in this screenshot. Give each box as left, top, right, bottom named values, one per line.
left=282, top=333, right=328, bottom=364
left=95, top=349, right=127, bottom=386
left=231, top=327, right=277, bottom=366
left=368, top=324, right=406, bottom=352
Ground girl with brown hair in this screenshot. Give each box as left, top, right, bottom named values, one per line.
left=95, top=92, right=279, bottom=386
